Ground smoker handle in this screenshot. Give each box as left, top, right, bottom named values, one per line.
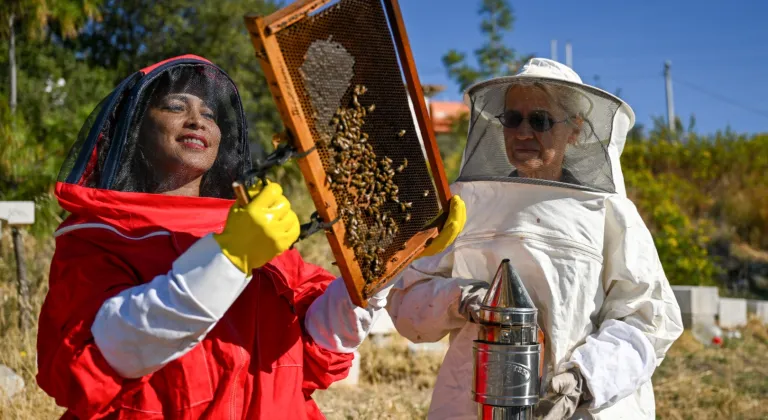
left=232, top=141, right=337, bottom=247
left=233, top=135, right=318, bottom=201
left=295, top=212, right=339, bottom=244
left=232, top=180, right=338, bottom=248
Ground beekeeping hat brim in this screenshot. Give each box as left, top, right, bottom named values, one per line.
left=462, top=58, right=635, bottom=128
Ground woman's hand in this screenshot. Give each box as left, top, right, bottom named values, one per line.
left=535, top=368, right=592, bottom=420
left=214, top=181, right=300, bottom=274
left=458, top=281, right=489, bottom=323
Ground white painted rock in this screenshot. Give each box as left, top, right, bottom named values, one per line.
left=672, top=286, right=719, bottom=328
left=0, top=365, right=24, bottom=401
left=747, top=300, right=768, bottom=324
left=672, top=286, right=719, bottom=314
left=718, top=297, right=748, bottom=328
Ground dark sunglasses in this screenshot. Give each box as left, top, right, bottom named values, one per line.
left=495, top=110, right=568, bottom=132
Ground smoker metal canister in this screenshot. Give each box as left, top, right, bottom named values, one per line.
left=472, top=259, right=541, bottom=420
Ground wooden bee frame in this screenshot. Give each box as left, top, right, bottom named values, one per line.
left=244, top=0, right=452, bottom=307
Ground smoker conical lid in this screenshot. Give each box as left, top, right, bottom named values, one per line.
left=479, top=259, right=537, bottom=325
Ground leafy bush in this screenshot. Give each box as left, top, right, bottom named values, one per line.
left=624, top=168, right=718, bottom=285
left=622, top=134, right=768, bottom=249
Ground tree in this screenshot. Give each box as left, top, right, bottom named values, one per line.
left=1, top=0, right=103, bottom=114
left=442, top=0, right=530, bottom=93
left=0, top=0, right=103, bottom=331
left=438, top=0, right=529, bottom=180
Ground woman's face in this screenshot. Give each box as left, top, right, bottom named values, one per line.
left=502, top=85, right=580, bottom=180
left=139, top=92, right=221, bottom=192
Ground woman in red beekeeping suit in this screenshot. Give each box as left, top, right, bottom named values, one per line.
left=35, top=54, right=467, bottom=419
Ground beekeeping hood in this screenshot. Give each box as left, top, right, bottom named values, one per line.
left=57, top=55, right=250, bottom=199
left=457, top=58, right=635, bottom=195
left=388, top=62, right=682, bottom=420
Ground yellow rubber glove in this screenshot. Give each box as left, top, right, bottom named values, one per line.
left=214, top=181, right=300, bottom=274
left=419, top=195, right=466, bottom=258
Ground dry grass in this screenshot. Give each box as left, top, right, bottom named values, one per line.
left=0, top=327, right=65, bottom=420
left=314, top=336, right=443, bottom=420
left=316, top=322, right=768, bottom=420
left=0, top=228, right=64, bottom=419
left=653, top=319, right=768, bottom=420
left=1, top=225, right=768, bottom=419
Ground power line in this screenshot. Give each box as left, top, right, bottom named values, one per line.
left=674, top=78, right=768, bottom=120
left=421, top=60, right=768, bottom=123
left=577, top=48, right=768, bottom=63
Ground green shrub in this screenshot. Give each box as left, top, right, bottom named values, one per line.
left=625, top=168, right=718, bottom=285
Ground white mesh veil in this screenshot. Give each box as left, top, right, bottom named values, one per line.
left=457, top=58, right=635, bottom=194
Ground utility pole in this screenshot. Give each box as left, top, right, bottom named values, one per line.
left=565, top=42, right=573, bottom=68
left=664, top=61, right=675, bottom=133
left=550, top=40, right=558, bottom=62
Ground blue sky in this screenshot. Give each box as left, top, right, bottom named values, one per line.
left=398, top=0, right=768, bottom=135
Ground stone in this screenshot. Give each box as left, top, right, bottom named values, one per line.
left=672, top=286, right=719, bottom=314
left=682, top=312, right=718, bottom=330
left=0, top=365, right=24, bottom=401
left=718, top=297, right=748, bottom=328
left=671, top=286, right=719, bottom=329
left=747, top=300, right=768, bottom=324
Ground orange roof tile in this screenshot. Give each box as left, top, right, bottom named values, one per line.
left=429, top=101, right=469, bottom=133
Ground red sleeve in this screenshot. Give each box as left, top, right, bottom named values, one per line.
left=36, top=235, right=141, bottom=419
left=271, top=250, right=354, bottom=395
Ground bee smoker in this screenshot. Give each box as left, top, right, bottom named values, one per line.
left=472, top=259, right=543, bottom=420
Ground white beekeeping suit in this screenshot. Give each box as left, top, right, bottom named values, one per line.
left=386, top=58, right=683, bottom=419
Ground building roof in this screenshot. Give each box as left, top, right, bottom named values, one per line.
left=429, top=100, right=469, bottom=134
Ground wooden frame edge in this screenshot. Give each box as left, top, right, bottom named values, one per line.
left=264, top=0, right=334, bottom=34
left=382, top=0, right=453, bottom=210
left=244, top=14, right=369, bottom=308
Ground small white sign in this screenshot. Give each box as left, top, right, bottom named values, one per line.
left=0, top=201, right=35, bottom=225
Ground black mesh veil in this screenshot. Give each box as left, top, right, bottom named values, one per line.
left=457, top=59, right=635, bottom=194
left=58, top=57, right=250, bottom=199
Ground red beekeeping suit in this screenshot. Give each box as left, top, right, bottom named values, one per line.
left=36, top=55, right=353, bottom=420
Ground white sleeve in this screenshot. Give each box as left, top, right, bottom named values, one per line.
left=304, top=277, right=389, bottom=353
left=91, top=233, right=251, bottom=379
left=561, top=196, right=684, bottom=409
left=386, top=246, right=480, bottom=343
left=304, top=246, right=480, bottom=351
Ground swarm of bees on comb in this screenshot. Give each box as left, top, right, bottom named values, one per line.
left=318, top=85, right=415, bottom=283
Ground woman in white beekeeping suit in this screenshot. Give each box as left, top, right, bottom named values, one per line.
left=386, top=58, right=683, bottom=419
